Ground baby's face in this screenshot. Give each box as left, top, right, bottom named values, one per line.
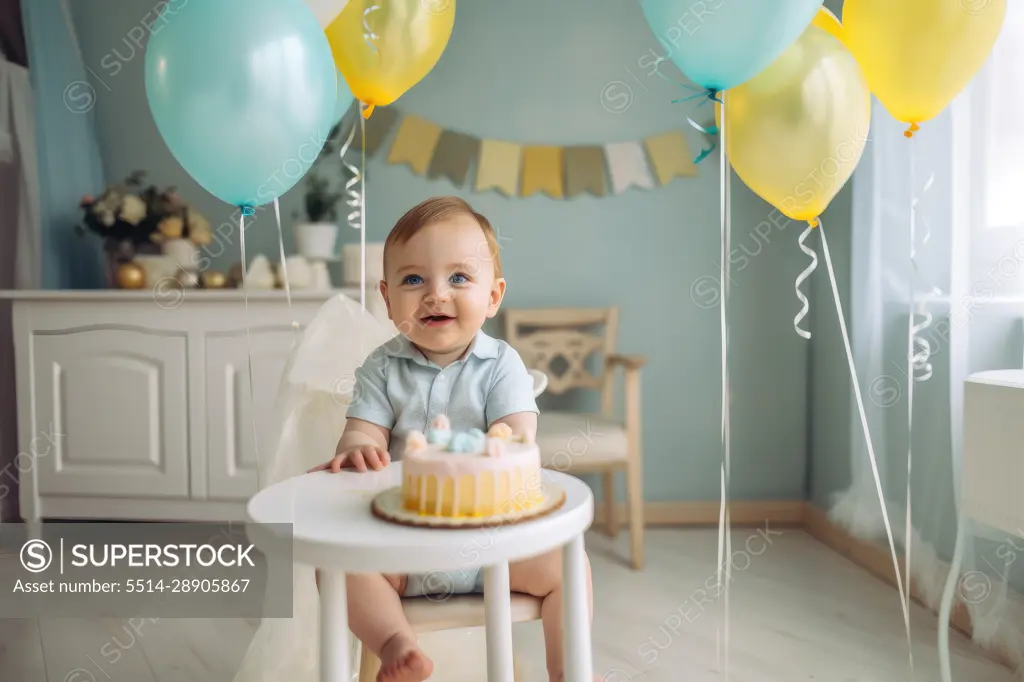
left=381, top=215, right=505, bottom=357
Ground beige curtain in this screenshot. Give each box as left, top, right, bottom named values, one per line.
left=0, top=55, right=40, bottom=521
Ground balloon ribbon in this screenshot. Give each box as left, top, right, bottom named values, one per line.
left=273, top=197, right=298, bottom=330
left=793, top=221, right=818, bottom=340
left=716, top=90, right=732, bottom=682
left=338, top=105, right=369, bottom=310
left=819, top=221, right=913, bottom=672
left=238, top=205, right=262, bottom=491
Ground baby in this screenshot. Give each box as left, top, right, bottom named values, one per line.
left=309, top=196, right=594, bottom=682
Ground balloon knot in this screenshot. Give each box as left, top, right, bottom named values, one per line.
left=361, top=103, right=375, bottom=119
left=240, top=205, right=256, bottom=217
left=808, top=218, right=820, bottom=228
left=904, top=122, right=920, bottom=138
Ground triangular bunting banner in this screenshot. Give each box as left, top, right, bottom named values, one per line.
left=360, top=107, right=699, bottom=200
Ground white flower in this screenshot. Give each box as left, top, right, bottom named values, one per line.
left=119, top=194, right=147, bottom=225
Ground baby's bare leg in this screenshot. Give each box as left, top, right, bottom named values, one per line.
left=315, top=571, right=433, bottom=682
left=508, top=549, right=594, bottom=682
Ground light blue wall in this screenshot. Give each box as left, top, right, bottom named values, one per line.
left=808, top=0, right=854, bottom=509
left=69, top=0, right=816, bottom=503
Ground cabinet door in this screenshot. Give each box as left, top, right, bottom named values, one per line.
left=30, top=330, right=189, bottom=498
left=205, top=330, right=296, bottom=499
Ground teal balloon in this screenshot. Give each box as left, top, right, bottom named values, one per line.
left=334, top=71, right=356, bottom=124
left=639, top=0, right=823, bottom=92
left=145, top=0, right=337, bottom=208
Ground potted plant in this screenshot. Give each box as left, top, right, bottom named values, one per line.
left=77, top=170, right=213, bottom=288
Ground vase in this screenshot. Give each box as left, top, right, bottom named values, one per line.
left=294, top=222, right=339, bottom=260
left=162, top=239, right=200, bottom=287
left=104, top=239, right=136, bottom=289
left=342, top=242, right=385, bottom=286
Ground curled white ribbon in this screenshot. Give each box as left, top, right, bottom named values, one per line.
left=909, top=170, right=938, bottom=384
left=337, top=110, right=369, bottom=309
left=793, top=223, right=818, bottom=340
left=911, top=290, right=940, bottom=382
left=903, top=150, right=935, bottom=678
left=363, top=4, right=381, bottom=53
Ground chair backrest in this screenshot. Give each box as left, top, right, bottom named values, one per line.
left=505, top=308, right=619, bottom=410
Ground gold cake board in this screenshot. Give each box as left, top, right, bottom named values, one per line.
left=371, top=482, right=566, bottom=529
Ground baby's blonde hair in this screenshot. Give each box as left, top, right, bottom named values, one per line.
left=383, top=196, right=503, bottom=279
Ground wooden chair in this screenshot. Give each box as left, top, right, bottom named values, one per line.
left=505, top=307, right=647, bottom=569
left=355, top=370, right=551, bottom=682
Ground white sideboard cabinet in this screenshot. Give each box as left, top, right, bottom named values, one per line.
left=4, top=289, right=393, bottom=527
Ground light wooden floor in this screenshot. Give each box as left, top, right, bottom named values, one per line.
left=0, top=528, right=1014, bottom=682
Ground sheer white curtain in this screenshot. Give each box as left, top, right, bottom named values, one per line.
left=0, top=53, right=41, bottom=289
left=828, top=2, right=1024, bottom=673
left=1, top=49, right=41, bottom=524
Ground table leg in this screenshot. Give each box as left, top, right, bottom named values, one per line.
left=563, top=534, right=592, bottom=682
left=939, top=514, right=968, bottom=682
left=484, top=563, right=515, bottom=682
left=319, top=570, right=350, bottom=682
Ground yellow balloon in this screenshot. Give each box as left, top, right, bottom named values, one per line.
left=811, top=6, right=844, bottom=42
left=722, top=25, right=871, bottom=225
left=842, top=0, right=1006, bottom=132
left=327, top=0, right=455, bottom=117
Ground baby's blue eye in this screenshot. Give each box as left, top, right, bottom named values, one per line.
left=402, top=274, right=423, bottom=285
left=449, top=273, right=468, bottom=285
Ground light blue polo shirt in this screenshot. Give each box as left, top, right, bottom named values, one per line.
left=346, top=330, right=539, bottom=458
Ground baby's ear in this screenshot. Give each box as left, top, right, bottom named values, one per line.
left=379, top=280, right=393, bottom=318
left=487, top=277, right=507, bottom=317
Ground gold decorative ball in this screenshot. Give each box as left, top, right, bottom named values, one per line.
left=202, top=271, right=228, bottom=289
left=116, top=262, right=146, bottom=289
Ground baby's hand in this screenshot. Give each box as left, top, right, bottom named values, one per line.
left=308, top=446, right=391, bottom=473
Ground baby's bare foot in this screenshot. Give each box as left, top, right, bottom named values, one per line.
left=377, top=633, right=433, bottom=682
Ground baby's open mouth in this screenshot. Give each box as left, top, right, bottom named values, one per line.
left=421, top=314, right=455, bottom=326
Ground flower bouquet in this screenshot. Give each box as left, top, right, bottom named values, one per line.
left=77, top=170, right=213, bottom=288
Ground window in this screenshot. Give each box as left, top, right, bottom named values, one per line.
left=963, top=4, right=1024, bottom=301
left=982, top=2, right=1024, bottom=231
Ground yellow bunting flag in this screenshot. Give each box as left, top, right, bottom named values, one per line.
left=476, top=139, right=522, bottom=196
left=387, top=115, right=443, bottom=175
left=520, top=145, right=564, bottom=199
left=643, top=131, right=697, bottom=186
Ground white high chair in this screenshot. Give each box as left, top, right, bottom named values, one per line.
left=355, top=369, right=550, bottom=682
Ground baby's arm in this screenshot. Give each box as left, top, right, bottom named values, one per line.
left=308, top=349, right=395, bottom=473
left=486, top=345, right=540, bottom=441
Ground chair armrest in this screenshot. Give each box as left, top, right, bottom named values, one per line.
left=606, top=354, right=647, bottom=371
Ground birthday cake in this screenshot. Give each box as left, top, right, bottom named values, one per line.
left=400, top=415, right=545, bottom=519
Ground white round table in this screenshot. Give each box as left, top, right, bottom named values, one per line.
left=247, top=463, right=595, bottom=682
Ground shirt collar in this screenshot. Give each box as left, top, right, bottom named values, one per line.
left=384, top=330, right=499, bottom=365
